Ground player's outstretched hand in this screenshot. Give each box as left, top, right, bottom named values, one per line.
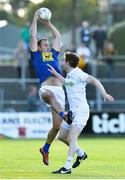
left=103, top=94, right=114, bottom=102
left=47, top=64, right=57, bottom=75
left=42, top=20, right=51, bottom=27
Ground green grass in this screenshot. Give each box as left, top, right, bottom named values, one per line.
left=0, top=137, right=125, bottom=179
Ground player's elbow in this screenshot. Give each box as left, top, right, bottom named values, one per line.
left=55, top=33, right=62, bottom=41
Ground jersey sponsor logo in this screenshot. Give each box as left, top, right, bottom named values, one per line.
left=42, top=52, right=54, bottom=61
left=65, top=81, right=74, bottom=87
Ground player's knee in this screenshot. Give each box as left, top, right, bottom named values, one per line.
left=41, top=92, right=49, bottom=103
left=49, top=94, right=56, bottom=103
left=58, top=135, right=65, bottom=142
left=69, top=135, right=76, bottom=144
left=41, top=91, right=54, bottom=102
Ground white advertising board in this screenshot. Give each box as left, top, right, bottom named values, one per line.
left=0, top=112, right=52, bottom=139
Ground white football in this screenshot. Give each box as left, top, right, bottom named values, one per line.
left=38, top=7, right=52, bottom=21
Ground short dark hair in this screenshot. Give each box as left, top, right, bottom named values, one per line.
left=37, top=38, right=48, bottom=47
left=65, top=52, right=79, bottom=68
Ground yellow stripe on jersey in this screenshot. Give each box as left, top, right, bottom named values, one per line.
left=52, top=48, right=60, bottom=52
left=42, top=52, right=54, bottom=61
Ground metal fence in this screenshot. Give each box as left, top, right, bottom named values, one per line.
left=0, top=47, right=15, bottom=61
left=0, top=51, right=125, bottom=112
left=0, top=78, right=125, bottom=112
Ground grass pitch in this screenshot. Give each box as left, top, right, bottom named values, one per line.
left=0, top=137, right=125, bottom=179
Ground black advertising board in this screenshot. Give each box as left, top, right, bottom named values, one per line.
left=82, top=112, right=125, bottom=135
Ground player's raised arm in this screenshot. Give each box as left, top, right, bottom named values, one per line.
left=86, top=75, right=114, bottom=102
left=43, top=21, right=62, bottom=51
left=30, top=11, right=39, bottom=52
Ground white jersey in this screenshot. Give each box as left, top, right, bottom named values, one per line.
left=65, top=67, right=89, bottom=111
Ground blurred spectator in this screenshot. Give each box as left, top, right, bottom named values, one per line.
left=21, top=22, right=30, bottom=50
left=27, top=85, right=38, bottom=112
left=76, top=43, right=91, bottom=73
left=15, top=41, right=27, bottom=78
left=65, top=43, right=76, bottom=52
left=93, top=22, right=107, bottom=57
left=63, top=43, right=76, bottom=77
left=38, top=99, right=50, bottom=112
left=28, top=55, right=37, bottom=78
left=27, top=85, right=49, bottom=112
left=104, top=39, right=116, bottom=78
left=80, top=20, right=91, bottom=47
left=21, top=22, right=36, bottom=78
left=4, top=106, right=16, bottom=112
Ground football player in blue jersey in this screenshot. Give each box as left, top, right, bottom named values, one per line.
left=30, top=10, right=73, bottom=166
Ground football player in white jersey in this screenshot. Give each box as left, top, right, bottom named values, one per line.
left=47, top=52, right=114, bottom=174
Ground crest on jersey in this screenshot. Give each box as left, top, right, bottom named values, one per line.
left=42, top=52, right=54, bottom=61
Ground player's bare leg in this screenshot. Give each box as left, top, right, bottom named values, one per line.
left=58, top=127, right=86, bottom=158
left=67, top=126, right=87, bottom=169
left=52, top=126, right=80, bottom=174
left=52, top=126, right=87, bottom=173
left=58, top=127, right=69, bottom=145
left=46, top=108, right=63, bottom=144
left=39, top=90, right=73, bottom=165
left=41, top=90, right=73, bottom=124
left=61, top=126, right=81, bottom=170
left=39, top=108, right=62, bottom=165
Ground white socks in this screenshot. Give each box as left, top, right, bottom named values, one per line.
left=64, top=156, right=73, bottom=170
left=64, top=147, right=85, bottom=170
left=76, top=146, right=85, bottom=157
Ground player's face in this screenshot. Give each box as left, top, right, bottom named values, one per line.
left=62, top=58, right=68, bottom=72
left=38, top=40, right=50, bottom=52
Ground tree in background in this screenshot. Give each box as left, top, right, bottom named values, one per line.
left=0, top=0, right=98, bottom=48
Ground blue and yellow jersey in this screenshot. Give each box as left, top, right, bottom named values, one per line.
left=30, top=48, right=61, bottom=84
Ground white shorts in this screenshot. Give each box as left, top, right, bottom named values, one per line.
left=61, top=108, right=90, bottom=131
left=39, top=85, right=65, bottom=109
